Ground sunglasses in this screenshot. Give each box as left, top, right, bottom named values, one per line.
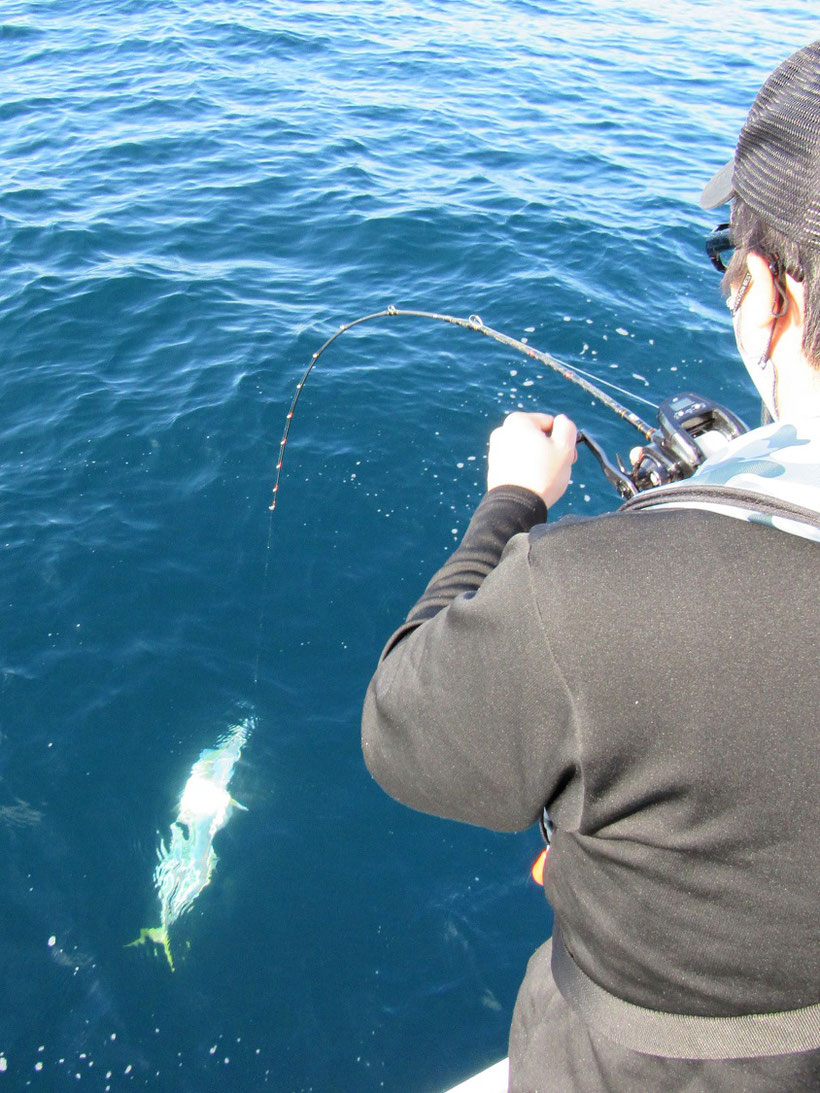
left=705, top=222, right=733, bottom=272
left=705, top=223, right=805, bottom=285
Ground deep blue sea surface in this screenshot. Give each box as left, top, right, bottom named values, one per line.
left=1, top=2, right=817, bottom=1089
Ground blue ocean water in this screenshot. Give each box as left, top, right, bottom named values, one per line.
left=1, top=2, right=817, bottom=1088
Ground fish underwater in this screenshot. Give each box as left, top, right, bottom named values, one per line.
left=128, top=719, right=252, bottom=970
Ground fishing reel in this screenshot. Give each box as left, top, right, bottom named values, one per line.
left=579, top=392, right=749, bottom=499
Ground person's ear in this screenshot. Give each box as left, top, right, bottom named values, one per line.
left=784, top=270, right=807, bottom=329
left=745, top=251, right=806, bottom=328
left=744, top=252, right=780, bottom=327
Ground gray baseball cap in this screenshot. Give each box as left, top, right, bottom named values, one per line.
left=700, top=41, right=820, bottom=249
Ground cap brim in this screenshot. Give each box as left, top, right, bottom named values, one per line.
left=699, top=159, right=735, bottom=210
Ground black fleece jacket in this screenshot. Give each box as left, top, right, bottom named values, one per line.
left=361, top=487, right=819, bottom=1091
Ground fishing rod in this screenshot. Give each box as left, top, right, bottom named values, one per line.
left=270, top=307, right=748, bottom=507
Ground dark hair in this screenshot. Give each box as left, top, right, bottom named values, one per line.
left=723, top=196, right=820, bottom=368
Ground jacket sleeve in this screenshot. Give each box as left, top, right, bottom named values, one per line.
left=361, top=486, right=579, bottom=832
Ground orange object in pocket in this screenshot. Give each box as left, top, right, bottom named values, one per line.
left=530, top=848, right=548, bottom=885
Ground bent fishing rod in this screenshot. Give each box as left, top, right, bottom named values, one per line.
left=270, top=307, right=748, bottom=507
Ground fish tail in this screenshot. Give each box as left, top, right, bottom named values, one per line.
left=126, top=926, right=175, bottom=972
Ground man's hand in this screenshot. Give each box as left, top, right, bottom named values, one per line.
left=487, top=412, right=577, bottom=509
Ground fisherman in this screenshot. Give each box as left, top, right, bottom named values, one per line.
left=361, top=41, right=820, bottom=1091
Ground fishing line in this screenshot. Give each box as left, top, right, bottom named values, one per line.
left=268, top=306, right=657, bottom=512
left=555, top=362, right=659, bottom=412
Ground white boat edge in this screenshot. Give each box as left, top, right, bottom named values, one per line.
left=442, top=1057, right=509, bottom=1092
